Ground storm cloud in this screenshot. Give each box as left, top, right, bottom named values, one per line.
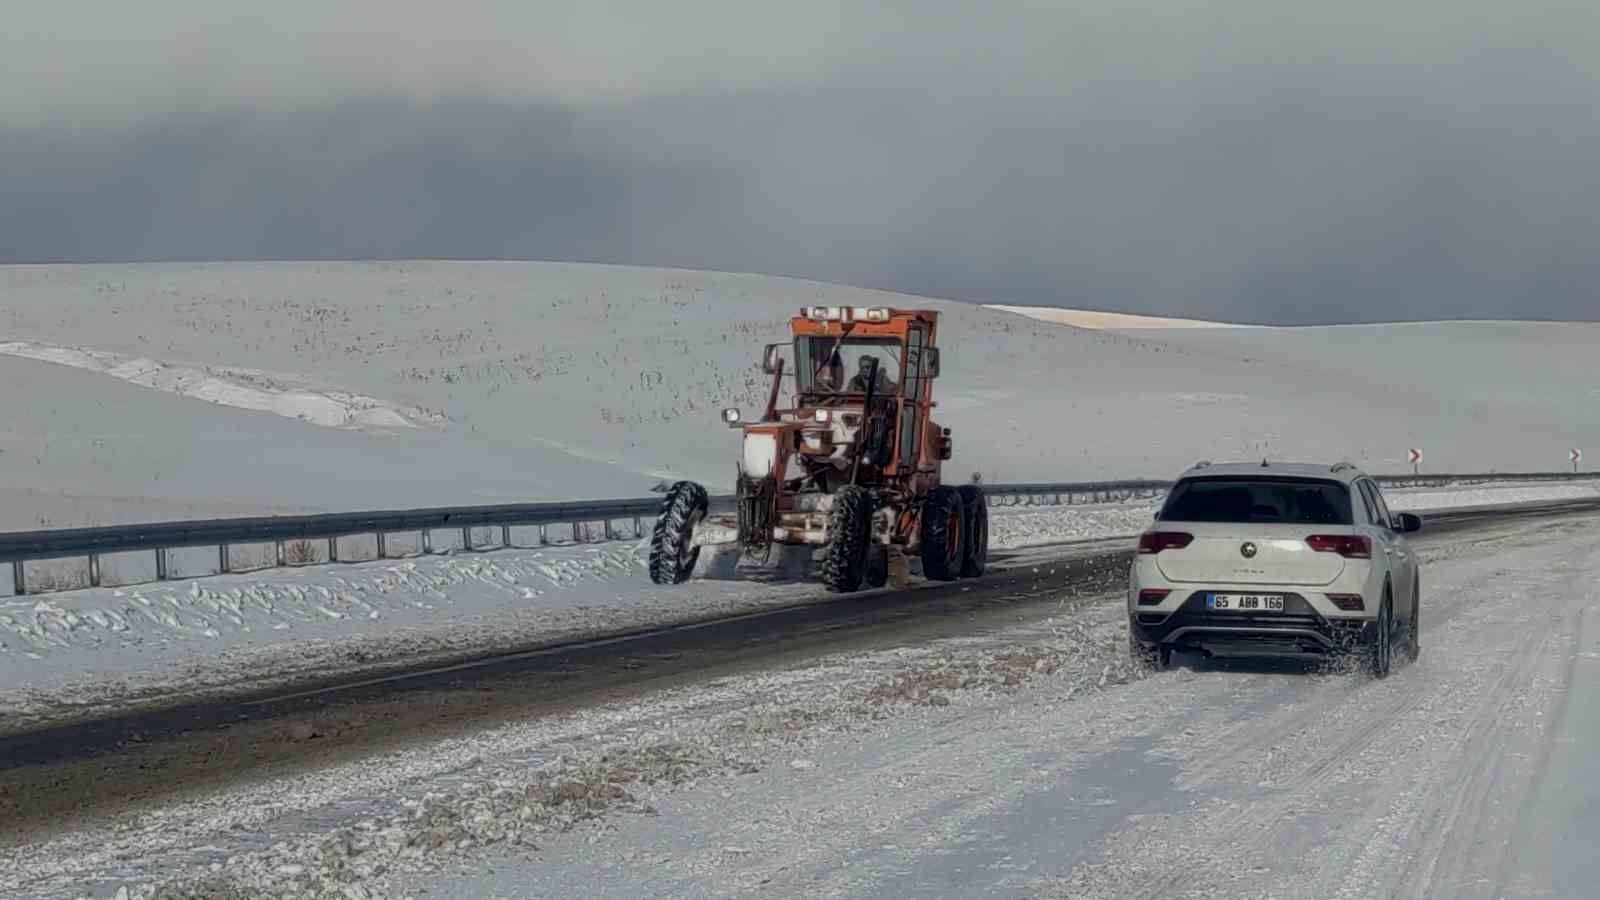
left=4, top=1, right=1599, bottom=324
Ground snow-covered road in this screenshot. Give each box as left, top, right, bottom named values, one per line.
left=406, top=512, right=1600, bottom=900
left=3, top=507, right=1597, bottom=898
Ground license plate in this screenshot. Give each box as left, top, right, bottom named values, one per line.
left=1207, top=593, right=1285, bottom=612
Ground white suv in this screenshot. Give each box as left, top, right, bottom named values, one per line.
left=1129, top=461, right=1422, bottom=677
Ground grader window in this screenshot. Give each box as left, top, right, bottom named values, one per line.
left=796, top=337, right=903, bottom=395
left=904, top=327, right=927, bottom=401
left=898, top=326, right=927, bottom=467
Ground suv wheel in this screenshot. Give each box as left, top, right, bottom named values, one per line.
left=1405, top=576, right=1421, bottom=663
left=1368, top=591, right=1393, bottom=679
left=1129, top=625, right=1171, bottom=671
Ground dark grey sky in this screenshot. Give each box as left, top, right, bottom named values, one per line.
left=5, top=1, right=1600, bottom=324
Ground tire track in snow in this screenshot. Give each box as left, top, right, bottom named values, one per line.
left=1312, top=596, right=1555, bottom=900
left=1127, top=681, right=1433, bottom=900
left=1377, top=558, right=1589, bottom=900
left=1050, top=526, right=1598, bottom=900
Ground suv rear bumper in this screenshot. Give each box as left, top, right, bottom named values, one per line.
left=1131, top=591, right=1377, bottom=653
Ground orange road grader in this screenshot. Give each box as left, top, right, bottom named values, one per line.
left=648, top=306, right=988, bottom=592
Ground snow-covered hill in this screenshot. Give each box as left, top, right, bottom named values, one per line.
left=983, top=305, right=1252, bottom=330
left=2, top=262, right=1596, bottom=529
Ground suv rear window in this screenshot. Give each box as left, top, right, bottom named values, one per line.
left=1158, top=477, right=1353, bottom=525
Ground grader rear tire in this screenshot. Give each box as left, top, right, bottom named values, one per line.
left=864, top=546, right=889, bottom=589
left=920, top=485, right=965, bottom=582
left=956, top=484, right=988, bottom=578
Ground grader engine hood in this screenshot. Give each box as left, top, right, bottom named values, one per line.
left=738, top=409, right=862, bottom=479
left=738, top=424, right=795, bottom=480
left=795, top=406, right=863, bottom=462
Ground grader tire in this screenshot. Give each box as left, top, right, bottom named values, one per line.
left=956, top=484, right=988, bottom=578
left=865, top=546, right=890, bottom=589
left=821, top=485, right=874, bottom=593
left=920, top=485, right=965, bottom=582
left=648, top=481, right=708, bottom=585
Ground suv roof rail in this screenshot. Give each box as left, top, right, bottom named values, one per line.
left=1330, top=461, right=1357, bottom=474
left=1190, top=460, right=1212, bottom=470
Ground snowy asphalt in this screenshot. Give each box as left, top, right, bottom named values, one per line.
left=0, top=540, right=1132, bottom=769
left=416, top=509, right=1600, bottom=900
left=1, top=502, right=1597, bottom=898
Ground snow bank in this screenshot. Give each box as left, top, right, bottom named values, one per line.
left=984, top=305, right=1253, bottom=330
left=0, top=549, right=640, bottom=660
left=1386, top=483, right=1600, bottom=510
left=4, top=507, right=1090, bottom=687
left=983, top=482, right=1600, bottom=550
left=0, top=339, right=425, bottom=430
left=0, top=501, right=1129, bottom=725
left=987, top=503, right=1159, bottom=549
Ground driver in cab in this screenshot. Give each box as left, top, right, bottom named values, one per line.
left=847, top=355, right=895, bottom=395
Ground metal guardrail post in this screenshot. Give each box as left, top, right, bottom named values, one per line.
left=219, top=544, right=230, bottom=574
left=88, top=554, right=101, bottom=588
left=501, top=525, right=511, bottom=548
left=376, top=532, right=387, bottom=559
left=603, top=520, right=615, bottom=541
left=573, top=522, right=582, bottom=543
left=539, top=524, right=548, bottom=546
left=422, top=530, right=433, bottom=554
left=462, top=527, right=473, bottom=551
left=274, top=542, right=285, bottom=567
left=634, top=516, right=643, bottom=538
left=328, top=537, right=338, bottom=562
left=156, top=548, right=169, bottom=580
left=12, top=561, right=24, bottom=596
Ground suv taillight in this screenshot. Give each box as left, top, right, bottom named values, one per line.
left=1327, top=594, right=1365, bottom=611
left=1306, top=535, right=1372, bottom=559
left=1138, top=531, right=1194, bottom=554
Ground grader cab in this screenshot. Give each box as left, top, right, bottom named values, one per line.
left=648, top=306, right=987, bottom=592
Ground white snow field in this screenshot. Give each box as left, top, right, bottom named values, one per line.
left=3, top=262, right=1599, bottom=532
left=984, top=304, right=1253, bottom=329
